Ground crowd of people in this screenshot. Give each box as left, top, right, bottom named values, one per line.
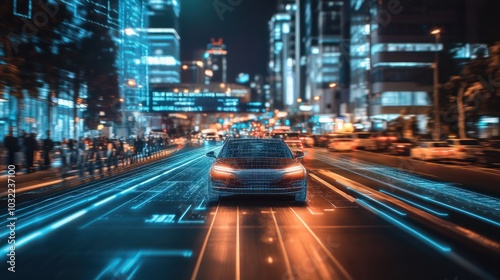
left=2, top=127, right=171, bottom=176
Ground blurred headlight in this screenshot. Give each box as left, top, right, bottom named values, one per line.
left=283, top=165, right=304, bottom=175
left=213, top=165, right=234, bottom=174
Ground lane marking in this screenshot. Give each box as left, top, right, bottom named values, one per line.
left=309, top=173, right=355, bottom=202
left=271, top=207, right=294, bottom=280
left=236, top=206, right=240, bottom=280
left=307, top=207, right=324, bottom=215
left=190, top=202, right=220, bottom=280
left=289, top=206, right=354, bottom=280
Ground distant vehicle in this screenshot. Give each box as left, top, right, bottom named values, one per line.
left=205, top=138, right=307, bottom=203
left=475, top=140, right=500, bottom=166
left=446, top=138, right=482, bottom=161
left=352, top=132, right=376, bottom=151
left=270, top=132, right=300, bottom=140
left=373, top=132, right=398, bottom=151
left=299, top=133, right=315, bottom=147
left=203, top=132, right=220, bottom=146
left=388, top=138, right=415, bottom=156
left=327, top=135, right=354, bottom=152
left=284, top=139, right=304, bottom=153
left=410, top=142, right=454, bottom=161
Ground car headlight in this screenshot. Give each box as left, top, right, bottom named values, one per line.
left=212, top=165, right=234, bottom=175
left=283, top=165, right=304, bottom=175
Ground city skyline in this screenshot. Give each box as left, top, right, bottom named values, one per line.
left=180, top=0, right=278, bottom=82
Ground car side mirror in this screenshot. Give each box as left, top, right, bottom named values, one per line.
left=295, top=151, right=304, bottom=158
left=206, top=151, right=216, bottom=158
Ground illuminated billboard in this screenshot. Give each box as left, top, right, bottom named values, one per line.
left=150, top=91, right=266, bottom=113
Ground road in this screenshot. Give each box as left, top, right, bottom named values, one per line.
left=1, top=145, right=498, bottom=279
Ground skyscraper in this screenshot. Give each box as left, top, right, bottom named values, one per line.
left=350, top=0, right=487, bottom=132
left=204, top=38, right=228, bottom=84
left=146, top=0, right=181, bottom=84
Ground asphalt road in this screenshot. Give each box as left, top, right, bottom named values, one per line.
left=1, top=145, right=497, bottom=280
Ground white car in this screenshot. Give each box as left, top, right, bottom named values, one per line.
left=410, top=142, right=454, bottom=161
left=446, top=139, right=482, bottom=161
left=352, top=132, right=377, bottom=151
left=328, top=138, right=354, bottom=152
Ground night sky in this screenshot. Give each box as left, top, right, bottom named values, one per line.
left=180, top=0, right=278, bottom=83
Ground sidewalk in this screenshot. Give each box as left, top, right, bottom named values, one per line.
left=0, top=146, right=181, bottom=196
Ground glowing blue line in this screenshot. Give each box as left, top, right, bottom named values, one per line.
left=140, top=249, right=193, bottom=257
left=178, top=205, right=192, bottom=222
left=50, top=210, right=87, bottom=229
left=127, top=263, right=141, bottom=280
left=348, top=188, right=406, bottom=216
left=422, top=197, right=500, bottom=227
left=93, top=195, right=117, bottom=207
left=131, top=183, right=175, bottom=210
left=0, top=199, right=90, bottom=237
left=316, top=154, right=500, bottom=227
left=195, top=198, right=206, bottom=210
left=121, top=253, right=141, bottom=274
left=96, top=258, right=121, bottom=280
left=380, top=190, right=448, bottom=217
left=12, top=231, right=42, bottom=250
left=178, top=220, right=205, bottom=224
left=357, top=199, right=452, bottom=252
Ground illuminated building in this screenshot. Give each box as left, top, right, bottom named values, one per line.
left=146, top=0, right=181, bottom=84
left=119, top=0, right=149, bottom=113
left=181, top=61, right=205, bottom=84
left=268, top=11, right=294, bottom=111
left=204, top=39, right=228, bottom=84
left=350, top=0, right=487, bottom=132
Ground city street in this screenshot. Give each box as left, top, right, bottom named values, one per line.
left=2, top=145, right=498, bottom=279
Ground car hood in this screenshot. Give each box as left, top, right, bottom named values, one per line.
left=215, top=158, right=299, bottom=170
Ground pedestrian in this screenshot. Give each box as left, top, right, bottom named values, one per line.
left=24, top=132, right=38, bottom=173
left=3, top=127, right=19, bottom=170
left=42, top=130, right=54, bottom=170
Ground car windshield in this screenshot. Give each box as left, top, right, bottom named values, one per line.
left=395, top=138, right=412, bottom=143
left=219, top=140, right=293, bottom=158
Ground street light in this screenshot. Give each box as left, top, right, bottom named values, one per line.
left=431, top=28, right=441, bottom=140
left=313, top=96, right=320, bottom=101
left=297, top=98, right=303, bottom=103
left=329, top=83, right=337, bottom=88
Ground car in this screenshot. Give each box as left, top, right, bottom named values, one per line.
left=299, top=133, right=315, bottom=147
left=446, top=138, right=483, bottom=162
left=284, top=139, right=304, bottom=153
left=352, top=132, right=377, bottom=151
left=388, top=138, right=415, bottom=156
left=203, top=132, right=220, bottom=145
left=327, top=134, right=354, bottom=152
left=206, top=138, right=307, bottom=203
left=373, top=132, right=398, bottom=151
left=410, top=142, right=454, bottom=161
left=475, top=140, right=500, bottom=166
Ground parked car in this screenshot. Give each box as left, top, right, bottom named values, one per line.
left=476, top=140, right=500, bottom=166
left=410, top=142, right=454, bottom=161
left=352, top=132, right=377, bottom=151
left=446, top=138, right=483, bottom=162
left=373, top=132, right=398, bottom=151
left=327, top=136, right=355, bottom=152
left=388, top=138, right=415, bottom=156
left=206, top=138, right=307, bottom=203
left=299, top=133, right=315, bottom=147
